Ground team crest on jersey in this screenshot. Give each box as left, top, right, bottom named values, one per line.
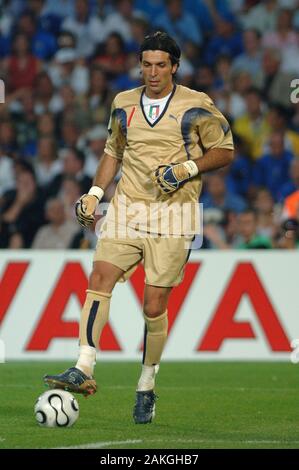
left=149, top=105, right=160, bottom=120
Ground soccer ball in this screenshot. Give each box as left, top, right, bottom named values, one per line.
left=34, top=389, right=79, bottom=428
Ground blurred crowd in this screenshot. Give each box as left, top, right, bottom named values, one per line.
left=0, top=0, right=299, bottom=250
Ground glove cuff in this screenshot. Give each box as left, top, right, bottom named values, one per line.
left=183, top=160, right=199, bottom=178
left=88, top=186, right=104, bottom=202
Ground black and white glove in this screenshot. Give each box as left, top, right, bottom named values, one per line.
left=75, top=186, right=104, bottom=228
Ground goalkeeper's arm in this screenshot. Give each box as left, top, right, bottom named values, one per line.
left=76, top=153, right=121, bottom=227
left=152, top=148, right=234, bottom=194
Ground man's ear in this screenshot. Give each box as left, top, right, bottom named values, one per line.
left=171, top=63, right=178, bottom=75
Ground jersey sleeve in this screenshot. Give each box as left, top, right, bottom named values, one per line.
left=104, top=99, right=127, bottom=161
left=196, top=94, right=234, bottom=151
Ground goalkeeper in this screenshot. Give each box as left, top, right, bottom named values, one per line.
left=44, top=31, right=234, bottom=424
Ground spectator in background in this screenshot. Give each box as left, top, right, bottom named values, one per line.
left=134, top=0, right=165, bottom=23
left=275, top=216, right=299, bottom=249
left=37, top=112, right=56, bottom=139
left=281, top=189, right=299, bottom=220
left=58, top=175, right=82, bottom=222
left=233, top=87, right=270, bottom=159
left=127, top=16, right=150, bottom=53
left=0, top=166, right=45, bottom=248
left=57, top=85, right=92, bottom=132
left=42, top=0, right=76, bottom=19
left=253, top=188, right=279, bottom=240
left=265, top=103, right=299, bottom=157
left=0, top=1, right=14, bottom=38
left=182, top=41, right=202, bottom=71
left=47, top=147, right=91, bottom=197
left=111, top=50, right=142, bottom=91
left=59, top=119, right=81, bottom=148
left=191, top=64, right=215, bottom=96
left=217, top=69, right=252, bottom=120
left=61, top=0, right=105, bottom=58
left=225, top=135, right=253, bottom=199
left=236, top=209, right=272, bottom=249
left=279, top=158, right=299, bottom=201
left=231, top=28, right=262, bottom=77
left=14, top=9, right=57, bottom=60
left=34, top=136, right=62, bottom=186
left=48, top=47, right=89, bottom=95
left=27, top=0, right=62, bottom=36
left=78, top=124, right=118, bottom=202
left=203, top=209, right=239, bottom=249
left=84, top=66, right=114, bottom=125
left=80, top=125, right=108, bottom=179
left=184, top=0, right=215, bottom=36
left=60, top=119, right=80, bottom=148
left=254, top=47, right=296, bottom=109
left=31, top=197, right=78, bottom=248
left=261, top=8, right=298, bottom=53
left=34, top=71, right=61, bottom=115
left=154, top=0, right=202, bottom=48
left=0, top=120, right=18, bottom=158
left=291, top=100, right=299, bottom=133
left=56, top=29, right=77, bottom=50
left=2, top=32, right=42, bottom=92
left=201, top=171, right=247, bottom=214
left=253, top=131, right=294, bottom=201
left=93, top=33, right=127, bottom=79
left=203, top=13, right=243, bottom=66
left=12, top=88, right=38, bottom=157
left=213, top=53, right=232, bottom=97
left=102, top=0, right=135, bottom=44
left=241, top=0, right=279, bottom=34
left=0, top=148, right=15, bottom=198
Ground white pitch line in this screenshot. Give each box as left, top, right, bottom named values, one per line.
left=55, top=439, right=142, bottom=449
left=54, top=437, right=299, bottom=449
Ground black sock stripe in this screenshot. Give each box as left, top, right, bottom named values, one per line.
left=87, top=300, right=100, bottom=347
left=142, top=323, right=148, bottom=364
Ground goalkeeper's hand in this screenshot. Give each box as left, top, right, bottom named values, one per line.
left=151, top=160, right=199, bottom=194
left=75, top=186, right=104, bottom=228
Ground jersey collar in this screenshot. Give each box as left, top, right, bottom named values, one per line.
left=140, top=84, right=177, bottom=128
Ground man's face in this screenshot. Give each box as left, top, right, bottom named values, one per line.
left=238, top=213, right=256, bottom=240
left=141, top=50, right=177, bottom=98
left=269, top=132, right=284, bottom=157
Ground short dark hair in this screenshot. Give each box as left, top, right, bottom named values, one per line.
left=245, top=86, right=263, bottom=99
left=139, top=31, right=181, bottom=67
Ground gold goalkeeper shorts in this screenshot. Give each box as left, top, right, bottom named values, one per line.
left=93, top=232, right=193, bottom=287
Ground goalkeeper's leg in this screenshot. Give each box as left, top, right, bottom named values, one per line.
left=133, top=286, right=171, bottom=423
left=44, top=261, right=124, bottom=396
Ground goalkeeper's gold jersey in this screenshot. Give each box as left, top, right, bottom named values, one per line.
left=103, top=84, right=234, bottom=236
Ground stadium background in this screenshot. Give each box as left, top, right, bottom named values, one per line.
left=0, top=0, right=299, bottom=450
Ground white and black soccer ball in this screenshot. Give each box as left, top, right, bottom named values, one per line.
left=34, top=389, right=79, bottom=428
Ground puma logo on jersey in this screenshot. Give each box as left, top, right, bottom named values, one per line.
left=169, top=114, right=178, bottom=123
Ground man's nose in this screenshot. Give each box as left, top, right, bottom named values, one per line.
left=150, top=65, right=157, bottom=76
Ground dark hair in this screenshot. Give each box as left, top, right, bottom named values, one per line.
left=240, top=208, right=257, bottom=219
left=245, top=86, right=263, bottom=99
left=139, top=31, right=181, bottom=67
left=69, top=147, right=85, bottom=165
left=14, top=158, right=36, bottom=180
left=243, top=28, right=261, bottom=40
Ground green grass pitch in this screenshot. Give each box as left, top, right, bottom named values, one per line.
left=0, top=361, right=298, bottom=449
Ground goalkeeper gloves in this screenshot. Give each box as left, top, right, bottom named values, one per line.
left=75, top=186, right=104, bottom=228
left=152, top=160, right=199, bottom=194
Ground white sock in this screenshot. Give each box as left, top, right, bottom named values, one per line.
left=75, top=345, right=96, bottom=376
left=137, top=365, right=158, bottom=391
